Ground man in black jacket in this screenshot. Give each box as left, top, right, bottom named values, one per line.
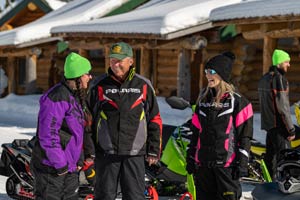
left=258, top=49, right=295, bottom=180
left=88, top=42, right=162, bottom=200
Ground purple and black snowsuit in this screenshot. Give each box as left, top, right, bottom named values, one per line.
left=31, top=81, right=84, bottom=200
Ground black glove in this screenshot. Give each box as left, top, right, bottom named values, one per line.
left=288, top=127, right=296, bottom=137
left=232, top=166, right=248, bottom=180
left=232, top=149, right=249, bottom=179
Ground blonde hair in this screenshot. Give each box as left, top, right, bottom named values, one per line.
left=198, top=80, right=235, bottom=106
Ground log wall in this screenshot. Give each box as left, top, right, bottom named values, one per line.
left=155, top=49, right=178, bottom=97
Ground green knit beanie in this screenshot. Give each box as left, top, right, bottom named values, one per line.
left=64, top=52, right=91, bottom=79
left=272, top=49, right=290, bottom=66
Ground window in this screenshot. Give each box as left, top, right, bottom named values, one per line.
left=135, top=49, right=141, bottom=74
left=17, top=57, right=26, bottom=86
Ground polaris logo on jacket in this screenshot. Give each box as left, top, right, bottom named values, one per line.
left=199, top=102, right=230, bottom=108
left=105, top=88, right=141, bottom=94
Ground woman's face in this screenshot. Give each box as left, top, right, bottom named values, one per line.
left=205, top=68, right=222, bottom=88
left=80, top=73, right=92, bottom=89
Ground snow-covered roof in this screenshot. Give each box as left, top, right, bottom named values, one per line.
left=0, top=0, right=22, bottom=18
left=45, top=0, right=66, bottom=10
left=0, top=0, right=131, bottom=47
left=52, top=0, right=243, bottom=40
left=210, top=0, right=300, bottom=22
left=0, top=0, right=65, bottom=19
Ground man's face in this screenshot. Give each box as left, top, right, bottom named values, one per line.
left=110, top=57, right=133, bottom=80
left=278, top=61, right=290, bottom=73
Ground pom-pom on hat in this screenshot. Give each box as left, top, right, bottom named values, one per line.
left=205, top=51, right=235, bottom=82
left=272, top=49, right=290, bottom=66
left=64, top=52, right=91, bottom=79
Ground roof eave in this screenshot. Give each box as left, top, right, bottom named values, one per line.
left=16, top=36, right=62, bottom=48
left=52, top=21, right=213, bottom=41
left=162, top=21, right=212, bottom=40
left=212, top=15, right=300, bottom=26
left=0, top=0, right=53, bottom=26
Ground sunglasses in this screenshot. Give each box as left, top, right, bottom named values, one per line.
left=205, top=69, right=217, bottom=75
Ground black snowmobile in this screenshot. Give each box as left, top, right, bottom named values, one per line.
left=252, top=149, right=300, bottom=200
left=0, top=128, right=192, bottom=200
left=0, top=137, right=96, bottom=200
left=0, top=138, right=35, bottom=199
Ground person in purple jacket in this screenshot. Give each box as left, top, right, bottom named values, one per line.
left=30, top=52, right=92, bottom=200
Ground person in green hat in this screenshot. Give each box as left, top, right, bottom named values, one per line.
left=88, top=42, right=162, bottom=200
left=30, top=52, right=93, bottom=200
left=258, top=49, right=295, bottom=180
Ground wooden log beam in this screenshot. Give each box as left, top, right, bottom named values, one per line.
left=68, top=40, right=102, bottom=50
left=140, top=47, right=151, bottom=78
left=104, top=46, right=110, bottom=72
left=152, top=50, right=158, bottom=91
left=213, top=16, right=300, bottom=26
left=263, top=36, right=276, bottom=74
left=260, top=22, right=288, bottom=32
left=177, top=49, right=191, bottom=101
left=6, top=57, right=15, bottom=94
left=236, top=24, right=260, bottom=33
left=243, top=28, right=300, bottom=40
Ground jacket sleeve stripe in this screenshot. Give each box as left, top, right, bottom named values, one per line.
left=224, top=152, right=236, bottom=167
left=192, top=113, right=202, bottom=132
left=226, top=116, right=233, bottom=134
left=150, top=113, right=163, bottom=153
left=235, top=103, right=253, bottom=128
left=150, top=114, right=162, bottom=134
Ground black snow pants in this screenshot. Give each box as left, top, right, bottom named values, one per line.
left=31, top=165, right=79, bottom=200
left=265, top=127, right=291, bottom=180
left=194, top=167, right=242, bottom=200
left=94, top=154, right=145, bottom=200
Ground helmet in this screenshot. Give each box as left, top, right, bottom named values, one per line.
left=277, top=149, right=300, bottom=194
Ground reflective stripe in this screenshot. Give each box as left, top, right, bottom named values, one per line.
left=239, top=148, right=249, bottom=158
left=100, top=111, right=107, bottom=120
left=140, top=110, right=145, bottom=121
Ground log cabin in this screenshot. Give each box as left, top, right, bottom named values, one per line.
left=51, top=0, right=246, bottom=103
left=0, top=0, right=147, bottom=97
left=0, top=0, right=66, bottom=96
left=210, top=0, right=300, bottom=109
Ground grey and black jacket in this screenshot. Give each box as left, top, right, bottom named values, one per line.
left=258, top=66, right=295, bottom=136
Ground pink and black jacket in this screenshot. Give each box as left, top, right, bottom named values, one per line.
left=187, top=89, right=253, bottom=168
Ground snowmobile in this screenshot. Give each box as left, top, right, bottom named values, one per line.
left=0, top=138, right=162, bottom=200
left=252, top=149, right=300, bottom=200
left=0, top=138, right=35, bottom=199
left=0, top=137, right=100, bottom=200
left=165, top=96, right=300, bottom=185
left=251, top=102, right=300, bottom=200
left=0, top=127, right=192, bottom=200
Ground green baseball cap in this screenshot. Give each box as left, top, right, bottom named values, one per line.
left=109, top=42, right=133, bottom=60
left=272, top=49, right=290, bottom=66
left=64, top=52, right=91, bottom=79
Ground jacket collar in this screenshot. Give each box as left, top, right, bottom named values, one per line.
left=108, top=66, right=136, bottom=83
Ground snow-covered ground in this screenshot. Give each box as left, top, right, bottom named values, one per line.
left=0, top=93, right=298, bottom=199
